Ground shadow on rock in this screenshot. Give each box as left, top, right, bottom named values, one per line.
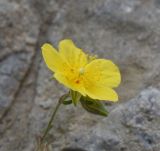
left=62, top=148, right=87, bottom=151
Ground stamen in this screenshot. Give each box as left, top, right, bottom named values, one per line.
left=88, top=54, right=98, bottom=62
left=79, top=68, right=84, bottom=75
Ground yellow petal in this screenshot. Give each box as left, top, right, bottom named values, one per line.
left=54, top=72, right=73, bottom=89
left=41, top=43, right=68, bottom=73
left=85, top=84, right=118, bottom=101
left=84, top=59, right=121, bottom=88
left=83, top=59, right=121, bottom=101
left=59, top=39, right=87, bottom=68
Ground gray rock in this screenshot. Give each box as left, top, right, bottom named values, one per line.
left=50, top=87, right=160, bottom=151
left=0, top=0, right=40, bottom=150
left=91, top=87, right=160, bottom=151
left=0, top=0, right=40, bottom=118
left=1, top=0, right=160, bottom=151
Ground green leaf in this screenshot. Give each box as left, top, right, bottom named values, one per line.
left=80, top=96, right=108, bottom=117
left=70, top=90, right=81, bottom=106
left=62, top=100, right=72, bottom=105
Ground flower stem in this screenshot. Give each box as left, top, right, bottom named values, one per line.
left=41, top=101, right=61, bottom=142
left=40, top=93, right=69, bottom=143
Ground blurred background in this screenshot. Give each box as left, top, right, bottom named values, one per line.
left=0, top=0, right=160, bottom=151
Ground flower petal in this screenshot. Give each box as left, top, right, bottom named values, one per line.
left=84, top=59, right=121, bottom=88
left=83, top=59, right=121, bottom=101
left=41, top=43, right=68, bottom=73
left=85, top=85, right=118, bottom=101
left=59, top=39, right=87, bottom=68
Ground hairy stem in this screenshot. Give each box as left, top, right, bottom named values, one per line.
left=40, top=94, right=69, bottom=143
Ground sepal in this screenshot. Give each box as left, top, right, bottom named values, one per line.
left=80, top=96, right=108, bottom=116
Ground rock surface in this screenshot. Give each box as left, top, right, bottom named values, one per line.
left=0, top=0, right=160, bottom=151
left=57, top=87, right=160, bottom=151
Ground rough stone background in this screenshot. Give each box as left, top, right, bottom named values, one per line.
left=0, top=0, right=160, bottom=151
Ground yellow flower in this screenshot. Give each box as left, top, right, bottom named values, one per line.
left=41, top=39, right=121, bottom=102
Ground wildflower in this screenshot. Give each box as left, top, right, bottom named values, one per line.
left=41, top=39, right=121, bottom=102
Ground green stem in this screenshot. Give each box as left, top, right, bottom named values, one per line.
left=40, top=94, right=69, bottom=143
